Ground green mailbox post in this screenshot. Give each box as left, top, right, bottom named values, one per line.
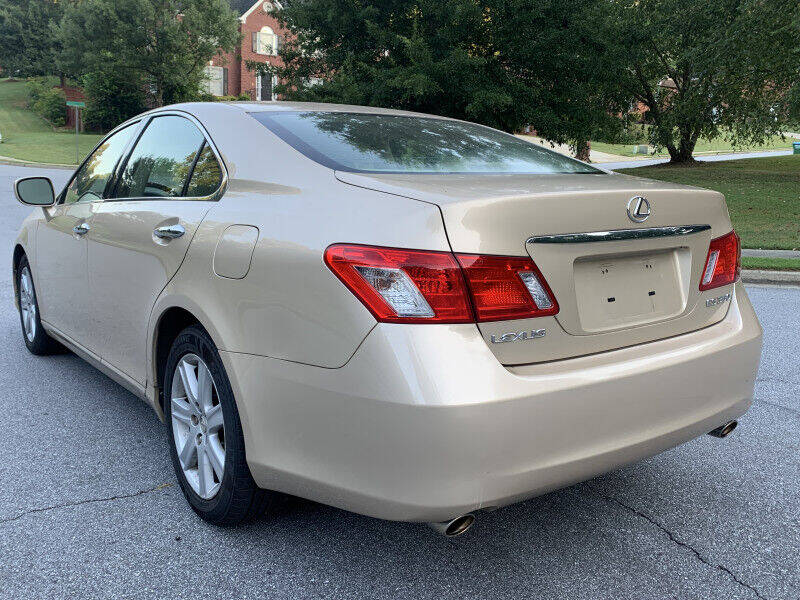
left=66, top=100, right=86, bottom=164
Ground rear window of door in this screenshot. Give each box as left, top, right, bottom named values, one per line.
left=115, top=115, right=222, bottom=199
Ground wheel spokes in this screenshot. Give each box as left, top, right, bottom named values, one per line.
left=177, top=359, right=199, bottom=405
left=206, top=437, right=225, bottom=480
left=178, top=434, right=197, bottom=469
left=170, top=353, right=225, bottom=500
left=205, top=404, right=223, bottom=433
left=171, top=397, right=194, bottom=426
left=197, top=363, right=213, bottom=411
left=19, top=268, right=37, bottom=341
left=197, top=446, right=213, bottom=497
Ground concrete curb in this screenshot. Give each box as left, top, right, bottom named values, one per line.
left=742, top=248, right=800, bottom=259
left=742, top=269, right=800, bottom=287
left=0, top=155, right=76, bottom=169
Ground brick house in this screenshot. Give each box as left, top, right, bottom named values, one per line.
left=204, top=0, right=289, bottom=100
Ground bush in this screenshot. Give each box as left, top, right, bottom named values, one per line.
left=26, top=79, right=49, bottom=106
left=208, top=94, right=252, bottom=102
left=31, top=86, right=67, bottom=127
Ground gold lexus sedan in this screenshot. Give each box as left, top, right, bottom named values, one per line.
left=13, top=103, right=762, bottom=536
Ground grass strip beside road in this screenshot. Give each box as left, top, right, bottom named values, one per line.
left=619, top=156, right=800, bottom=250
left=741, top=257, right=800, bottom=271
left=0, top=79, right=102, bottom=165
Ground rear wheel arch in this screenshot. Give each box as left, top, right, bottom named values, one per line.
left=153, top=306, right=207, bottom=411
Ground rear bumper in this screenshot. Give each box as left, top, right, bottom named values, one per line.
left=223, top=282, right=762, bottom=522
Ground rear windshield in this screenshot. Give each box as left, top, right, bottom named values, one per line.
left=250, top=111, right=600, bottom=175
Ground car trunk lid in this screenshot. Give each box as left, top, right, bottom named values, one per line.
left=336, top=171, right=736, bottom=364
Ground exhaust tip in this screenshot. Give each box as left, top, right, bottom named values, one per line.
left=428, top=513, right=476, bottom=537
left=708, top=420, right=738, bottom=438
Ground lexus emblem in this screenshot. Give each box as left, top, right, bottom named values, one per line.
left=627, top=196, right=651, bottom=223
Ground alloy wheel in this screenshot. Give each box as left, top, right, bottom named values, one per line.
left=19, top=266, right=37, bottom=343
left=170, top=353, right=226, bottom=499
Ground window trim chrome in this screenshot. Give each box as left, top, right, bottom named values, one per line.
left=526, top=225, right=711, bottom=244
left=106, top=109, right=228, bottom=203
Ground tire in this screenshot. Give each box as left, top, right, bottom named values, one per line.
left=15, top=256, right=63, bottom=355
left=164, top=324, right=272, bottom=525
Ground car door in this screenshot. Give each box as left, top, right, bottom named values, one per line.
left=85, top=113, right=224, bottom=385
left=35, top=123, right=138, bottom=346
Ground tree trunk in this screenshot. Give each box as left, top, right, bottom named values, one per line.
left=59, top=74, right=66, bottom=88
left=573, top=139, right=591, bottom=162
left=667, top=131, right=698, bottom=164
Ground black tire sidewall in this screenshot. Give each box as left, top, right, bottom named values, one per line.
left=163, top=325, right=254, bottom=524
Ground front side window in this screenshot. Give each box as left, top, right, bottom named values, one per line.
left=251, top=112, right=601, bottom=175
left=63, top=124, right=137, bottom=204
left=116, top=116, right=206, bottom=198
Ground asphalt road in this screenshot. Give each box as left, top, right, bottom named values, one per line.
left=601, top=149, right=794, bottom=171
left=1, top=163, right=799, bottom=600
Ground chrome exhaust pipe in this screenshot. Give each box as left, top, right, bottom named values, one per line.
left=708, top=420, right=738, bottom=438
left=428, top=513, right=476, bottom=537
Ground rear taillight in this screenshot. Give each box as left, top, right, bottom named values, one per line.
left=324, top=245, right=473, bottom=323
left=699, top=231, right=740, bottom=291
left=455, top=253, right=559, bottom=322
left=324, top=244, right=559, bottom=324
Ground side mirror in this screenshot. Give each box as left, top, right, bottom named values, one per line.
left=14, top=177, right=55, bottom=207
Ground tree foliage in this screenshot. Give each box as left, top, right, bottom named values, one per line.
left=82, top=68, right=147, bottom=131
left=59, top=0, right=240, bottom=108
left=0, top=0, right=65, bottom=79
left=260, top=0, right=629, bottom=148
left=607, top=0, right=800, bottom=163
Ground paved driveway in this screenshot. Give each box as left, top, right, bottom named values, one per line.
left=1, top=163, right=798, bottom=600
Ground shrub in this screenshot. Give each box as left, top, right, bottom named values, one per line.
left=32, top=87, right=67, bottom=127
left=26, top=79, right=49, bottom=106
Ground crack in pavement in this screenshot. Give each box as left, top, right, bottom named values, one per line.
left=754, top=398, right=800, bottom=417
left=598, top=493, right=768, bottom=600
left=0, top=483, right=173, bottom=525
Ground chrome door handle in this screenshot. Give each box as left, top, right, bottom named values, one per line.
left=73, top=222, right=90, bottom=235
left=154, top=224, right=185, bottom=240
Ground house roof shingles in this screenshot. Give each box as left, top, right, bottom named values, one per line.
left=227, top=0, right=257, bottom=16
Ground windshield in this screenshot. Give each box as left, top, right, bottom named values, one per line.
left=250, top=111, right=600, bottom=175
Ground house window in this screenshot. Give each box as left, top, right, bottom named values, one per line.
left=203, top=66, right=228, bottom=96
left=252, top=26, right=280, bottom=56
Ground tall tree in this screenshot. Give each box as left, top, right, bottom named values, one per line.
left=59, top=0, right=240, bottom=107
left=0, top=0, right=65, bottom=82
left=608, top=0, right=800, bottom=164
left=258, top=0, right=628, bottom=149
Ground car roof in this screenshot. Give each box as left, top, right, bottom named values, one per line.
left=159, top=101, right=451, bottom=120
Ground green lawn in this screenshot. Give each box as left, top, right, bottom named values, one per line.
left=741, top=257, right=800, bottom=271
left=0, top=79, right=102, bottom=165
left=592, top=134, right=795, bottom=158
left=618, top=156, right=800, bottom=250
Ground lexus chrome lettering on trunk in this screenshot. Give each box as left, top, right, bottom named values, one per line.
left=490, top=329, right=546, bottom=344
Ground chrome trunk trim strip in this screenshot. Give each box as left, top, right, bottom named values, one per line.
left=527, top=224, right=711, bottom=244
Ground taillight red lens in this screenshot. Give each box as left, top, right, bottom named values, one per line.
left=699, top=231, right=740, bottom=291
left=324, top=244, right=474, bottom=323
left=456, top=253, right=559, bottom=322
left=325, top=244, right=559, bottom=324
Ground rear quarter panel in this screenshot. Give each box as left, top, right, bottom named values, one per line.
left=150, top=104, right=451, bottom=370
